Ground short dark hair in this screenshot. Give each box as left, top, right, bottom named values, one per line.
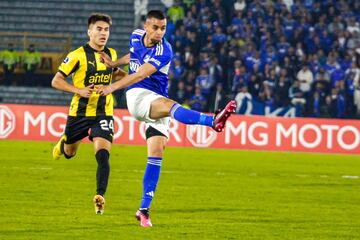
left=146, top=10, right=166, bottom=20
left=88, top=13, right=112, bottom=27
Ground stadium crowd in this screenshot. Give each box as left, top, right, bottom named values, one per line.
left=1, top=0, right=360, bottom=119
left=164, top=0, right=360, bottom=118
left=0, top=43, right=41, bottom=86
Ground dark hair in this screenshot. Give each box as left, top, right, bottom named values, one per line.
left=88, top=13, right=112, bottom=27
left=146, top=10, right=166, bottom=20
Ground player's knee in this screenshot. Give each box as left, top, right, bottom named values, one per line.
left=65, top=153, right=76, bottom=159
left=149, top=146, right=165, bottom=157
left=95, top=149, right=110, bottom=163
left=63, top=146, right=76, bottom=159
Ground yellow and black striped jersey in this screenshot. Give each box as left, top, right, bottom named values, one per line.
left=58, top=44, right=117, bottom=117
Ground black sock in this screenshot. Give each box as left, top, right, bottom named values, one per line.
left=60, top=141, right=73, bottom=159
left=95, top=149, right=110, bottom=196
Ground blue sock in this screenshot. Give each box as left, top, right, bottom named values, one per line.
left=170, top=103, right=213, bottom=127
left=140, top=157, right=162, bottom=209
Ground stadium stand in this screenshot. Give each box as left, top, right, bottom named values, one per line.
left=0, top=86, right=72, bottom=105
left=163, top=0, right=360, bottom=119
left=0, top=0, right=359, bottom=119
left=0, top=0, right=134, bottom=53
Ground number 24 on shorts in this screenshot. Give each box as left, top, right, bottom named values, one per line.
left=99, top=119, right=114, bottom=131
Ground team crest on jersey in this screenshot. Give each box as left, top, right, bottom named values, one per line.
left=129, top=59, right=141, bottom=72
left=144, top=55, right=151, bottom=62
left=63, top=57, right=69, bottom=64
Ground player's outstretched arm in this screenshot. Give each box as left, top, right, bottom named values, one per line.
left=112, top=68, right=128, bottom=82
left=100, top=52, right=130, bottom=68
left=51, top=72, right=94, bottom=98
left=96, top=63, right=157, bottom=96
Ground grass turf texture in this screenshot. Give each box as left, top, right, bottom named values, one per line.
left=0, top=140, right=359, bottom=239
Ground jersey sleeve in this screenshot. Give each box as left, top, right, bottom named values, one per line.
left=58, top=51, right=80, bottom=77
left=148, top=43, right=172, bottom=71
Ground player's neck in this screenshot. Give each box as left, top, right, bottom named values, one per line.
left=88, top=42, right=105, bottom=52
left=143, top=35, right=156, bottom=48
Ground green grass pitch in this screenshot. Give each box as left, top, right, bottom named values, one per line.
left=0, top=140, right=359, bottom=239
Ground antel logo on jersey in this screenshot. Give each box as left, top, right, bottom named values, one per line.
left=0, top=105, right=15, bottom=139
left=186, top=125, right=217, bottom=147
left=88, top=73, right=112, bottom=84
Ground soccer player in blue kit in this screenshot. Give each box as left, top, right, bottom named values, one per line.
left=97, top=10, right=236, bottom=227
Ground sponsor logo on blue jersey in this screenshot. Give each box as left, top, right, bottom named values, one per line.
left=149, top=58, right=161, bottom=66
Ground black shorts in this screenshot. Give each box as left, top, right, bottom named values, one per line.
left=64, top=116, right=114, bottom=144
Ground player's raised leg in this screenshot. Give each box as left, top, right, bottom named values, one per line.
left=52, top=135, right=67, bottom=160
left=52, top=135, right=81, bottom=160
left=149, top=97, right=236, bottom=132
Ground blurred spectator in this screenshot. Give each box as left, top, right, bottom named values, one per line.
left=167, top=0, right=185, bottom=27
left=274, top=75, right=290, bottom=107
left=296, top=63, right=313, bottom=94
left=327, top=88, right=346, bottom=118
left=258, top=82, right=274, bottom=108
left=315, top=67, right=331, bottom=93
left=208, top=56, right=223, bottom=85
left=173, top=81, right=189, bottom=105
left=164, top=16, right=176, bottom=41
left=195, top=67, right=214, bottom=98
left=229, top=60, right=242, bottom=91
left=247, top=73, right=261, bottom=98
left=182, top=0, right=195, bottom=12
left=347, top=63, right=360, bottom=116
left=0, top=43, right=19, bottom=86
left=235, top=85, right=252, bottom=113
left=188, top=86, right=207, bottom=111
left=134, top=0, right=148, bottom=28
left=312, top=92, right=321, bottom=117
left=184, top=53, right=197, bottom=71
left=160, top=0, right=173, bottom=8
left=277, top=36, right=291, bottom=63
left=295, top=42, right=306, bottom=62
left=212, top=26, right=227, bottom=51
left=22, top=44, right=41, bottom=86
left=234, top=0, right=246, bottom=12
left=171, top=57, right=186, bottom=82
left=346, top=17, right=360, bottom=35
left=289, top=79, right=306, bottom=115
left=209, top=82, right=227, bottom=112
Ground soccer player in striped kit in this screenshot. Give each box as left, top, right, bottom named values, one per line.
left=52, top=13, right=126, bottom=215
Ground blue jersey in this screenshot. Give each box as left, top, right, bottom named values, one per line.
left=127, top=29, right=173, bottom=97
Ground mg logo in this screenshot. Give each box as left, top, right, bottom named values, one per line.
left=186, top=125, right=217, bottom=147
left=0, top=105, right=15, bottom=138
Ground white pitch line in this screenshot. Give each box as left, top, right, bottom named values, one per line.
left=29, top=167, right=53, bottom=170
left=295, top=174, right=309, bottom=178
left=342, top=175, right=359, bottom=179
